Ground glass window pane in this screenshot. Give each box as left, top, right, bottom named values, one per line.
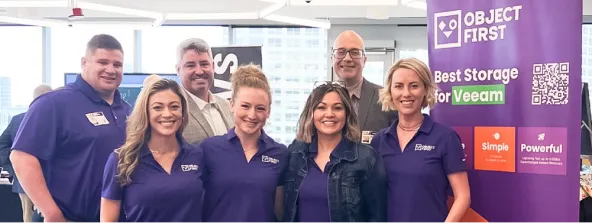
left=583, top=25, right=592, bottom=111
left=0, top=26, right=43, bottom=132
left=50, top=27, right=135, bottom=88
left=141, top=26, right=229, bottom=73
left=398, top=49, right=430, bottom=114
left=364, top=61, right=385, bottom=87
left=233, top=27, right=328, bottom=145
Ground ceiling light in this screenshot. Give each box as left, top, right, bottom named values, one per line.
left=77, top=2, right=162, bottom=19
left=0, top=1, right=67, bottom=7
left=0, top=15, right=67, bottom=27
left=166, top=12, right=259, bottom=20
left=259, top=3, right=286, bottom=18
left=264, top=14, right=330, bottom=29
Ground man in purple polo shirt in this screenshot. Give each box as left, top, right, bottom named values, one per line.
left=9, top=34, right=131, bottom=222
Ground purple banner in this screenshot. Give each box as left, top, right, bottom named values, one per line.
left=427, top=0, right=582, bottom=221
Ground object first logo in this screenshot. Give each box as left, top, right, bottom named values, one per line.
left=433, top=5, right=523, bottom=49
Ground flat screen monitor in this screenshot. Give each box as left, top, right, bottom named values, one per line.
left=64, top=73, right=180, bottom=106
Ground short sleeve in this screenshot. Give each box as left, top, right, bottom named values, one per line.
left=442, top=132, right=467, bottom=174
left=12, top=95, right=59, bottom=161
left=101, top=152, right=123, bottom=200
left=277, top=147, right=290, bottom=186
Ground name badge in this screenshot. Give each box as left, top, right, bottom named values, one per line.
left=361, top=131, right=376, bottom=144
left=85, top=112, right=110, bottom=126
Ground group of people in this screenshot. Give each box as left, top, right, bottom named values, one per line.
left=0, top=29, right=470, bottom=222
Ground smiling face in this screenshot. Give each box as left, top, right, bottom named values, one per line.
left=231, top=87, right=271, bottom=136
left=390, top=67, right=426, bottom=116
left=81, top=48, right=124, bottom=96
left=332, top=31, right=367, bottom=82
left=176, top=49, right=214, bottom=97
left=148, top=89, right=183, bottom=138
left=313, top=91, right=346, bottom=137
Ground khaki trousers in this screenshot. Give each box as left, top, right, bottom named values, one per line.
left=19, top=193, right=33, bottom=222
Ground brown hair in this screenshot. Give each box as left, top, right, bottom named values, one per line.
left=115, top=79, right=188, bottom=186
left=85, top=34, right=124, bottom=55
left=296, top=82, right=360, bottom=143
left=231, top=63, right=271, bottom=102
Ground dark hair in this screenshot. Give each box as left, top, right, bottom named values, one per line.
left=295, top=82, right=361, bottom=143
left=86, top=34, right=124, bottom=55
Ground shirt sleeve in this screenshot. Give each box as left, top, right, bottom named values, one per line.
left=101, top=152, right=123, bottom=200
left=12, top=96, right=59, bottom=161
left=277, top=147, right=290, bottom=187
left=442, top=131, right=467, bottom=174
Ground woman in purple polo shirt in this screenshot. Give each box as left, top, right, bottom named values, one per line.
left=200, top=64, right=289, bottom=222
left=370, top=58, right=471, bottom=222
left=100, top=79, right=204, bottom=222
left=282, top=82, right=387, bottom=222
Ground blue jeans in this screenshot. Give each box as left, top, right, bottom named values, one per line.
left=31, top=209, right=44, bottom=222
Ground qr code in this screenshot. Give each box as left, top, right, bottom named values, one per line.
left=531, top=63, right=570, bottom=105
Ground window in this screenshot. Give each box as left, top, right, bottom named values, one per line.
left=0, top=26, right=43, bottom=132
left=233, top=27, right=328, bottom=145
left=50, top=27, right=135, bottom=88
left=398, top=49, right=429, bottom=114
left=267, top=38, right=282, bottom=48
left=582, top=25, right=592, bottom=111
left=141, top=26, right=229, bottom=73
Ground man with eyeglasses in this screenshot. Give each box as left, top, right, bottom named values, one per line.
left=331, top=30, right=397, bottom=144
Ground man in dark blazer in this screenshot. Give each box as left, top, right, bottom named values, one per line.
left=0, top=84, right=52, bottom=222
left=331, top=30, right=397, bottom=144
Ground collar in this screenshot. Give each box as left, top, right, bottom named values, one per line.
left=386, top=114, right=435, bottom=137
left=141, top=136, right=190, bottom=158
left=226, top=127, right=273, bottom=151
left=308, top=136, right=357, bottom=162
left=73, top=74, right=123, bottom=107
left=346, top=78, right=363, bottom=99
left=186, top=89, right=216, bottom=110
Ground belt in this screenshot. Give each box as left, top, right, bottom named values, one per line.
left=33, top=206, right=84, bottom=223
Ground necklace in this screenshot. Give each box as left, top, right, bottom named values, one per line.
left=398, top=122, right=422, bottom=132
left=243, top=147, right=257, bottom=152
left=150, top=149, right=178, bottom=155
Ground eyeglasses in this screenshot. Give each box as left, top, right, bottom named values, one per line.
left=332, top=48, right=364, bottom=59
left=313, top=81, right=346, bottom=89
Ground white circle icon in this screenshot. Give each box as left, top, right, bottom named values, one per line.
left=449, top=19, right=458, bottom=30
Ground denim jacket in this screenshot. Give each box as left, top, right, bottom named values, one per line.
left=282, top=137, right=387, bottom=222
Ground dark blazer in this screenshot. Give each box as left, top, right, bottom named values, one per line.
left=283, top=138, right=387, bottom=222
left=358, top=79, right=397, bottom=135
left=0, top=112, right=25, bottom=193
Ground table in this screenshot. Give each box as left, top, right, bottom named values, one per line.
left=0, top=183, right=22, bottom=222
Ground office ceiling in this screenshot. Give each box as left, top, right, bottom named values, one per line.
left=0, top=0, right=592, bottom=28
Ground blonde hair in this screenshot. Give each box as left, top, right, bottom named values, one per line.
left=296, top=83, right=361, bottom=143
left=379, top=58, right=438, bottom=112
left=115, top=79, right=189, bottom=186
left=231, top=63, right=271, bottom=102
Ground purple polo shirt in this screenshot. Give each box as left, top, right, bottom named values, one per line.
left=101, top=139, right=204, bottom=222
left=11, top=75, right=131, bottom=222
left=200, top=128, right=289, bottom=222
left=297, top=159, right=331, bottom=222
left=370, top=114, right=466, bottom=222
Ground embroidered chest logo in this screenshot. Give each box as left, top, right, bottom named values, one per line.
left=181, top=164, right=199, bottom=172
left=262, top=155, right=279, bottom=164
left=415, top=144, right=436, bottom=151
